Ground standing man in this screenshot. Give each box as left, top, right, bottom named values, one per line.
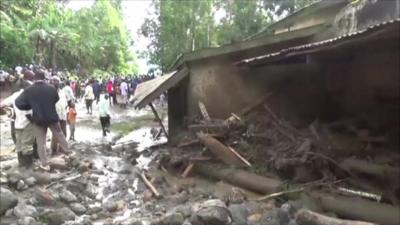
left=62, top=80, right=75, bottom=106
left=15, top=70, right=72, bottom=171
left=50, top=76, right=68, bottom=155
left=120, top=78, right=128, bottom=108
left=92, top=79, right=101, bottom=104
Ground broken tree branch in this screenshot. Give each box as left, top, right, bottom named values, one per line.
left=228, top=146, right=252, bottom=167
left=256, top=188, right=304, bottom=201
left=296, top=209, right=378, bottom=225
left=138, top=172, right=160, bottom=198
left=198, top=101, right=211, bottom=121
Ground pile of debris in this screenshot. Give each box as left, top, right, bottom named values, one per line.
left=165, top=96, right=400, bottom=225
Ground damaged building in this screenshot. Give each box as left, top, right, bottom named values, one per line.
left=133, top=0, right=400, bottom=223
left=135, top=0, right=399, bottom=145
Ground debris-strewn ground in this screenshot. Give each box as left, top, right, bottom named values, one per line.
left=1, top=98, right=399, bottom=225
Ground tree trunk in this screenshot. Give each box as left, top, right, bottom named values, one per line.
left=194, top=163, right=282, bottom=194
left=310, top=191, right=400, bottom=225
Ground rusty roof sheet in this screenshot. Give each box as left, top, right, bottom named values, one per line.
left=237, top=19, right=400, bottom=67
left=133, top=67, right=189, bottom=109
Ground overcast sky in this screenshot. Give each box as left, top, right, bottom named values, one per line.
left=67, top=0, right=154, bottom=74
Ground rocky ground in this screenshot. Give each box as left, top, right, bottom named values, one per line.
left=1, top=98, right=398, bottom=225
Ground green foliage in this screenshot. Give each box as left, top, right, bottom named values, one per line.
left=0, top=0, right=138, bottom=76
left=140, top=0, right=314, bottom=72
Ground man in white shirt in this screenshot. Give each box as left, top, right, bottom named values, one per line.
left=0, top=88, right=35, bottom=167
left=62, top=80, right=75, bottom=106
left=50, top=76, right=68, bottom=154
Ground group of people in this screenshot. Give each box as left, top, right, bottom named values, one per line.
left=1, top=69, right=75, bottom=171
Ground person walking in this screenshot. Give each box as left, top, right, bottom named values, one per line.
left=15, top=70, right=72, bottom=171
left=120, top=78, right=128, bottom=108
left=106, top=80, right=115, bottom=105
left=92, top=79, right=101, bottom=104
left=50, top=76, right=68, bottom=155
left=67, top=102, right=77, bottom=141
left=84, top=80, right=95, bottom=115
left=99, top=95, right=111, bottom=137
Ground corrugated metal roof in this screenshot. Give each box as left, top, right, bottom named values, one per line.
left=133, top=67, right=189, bottom=109
left=237, top=19, right=400, bottom=67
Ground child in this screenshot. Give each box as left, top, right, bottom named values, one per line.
left=67, top=102, right=77, bottom=141
left=99, top=95, right=111, bottom=137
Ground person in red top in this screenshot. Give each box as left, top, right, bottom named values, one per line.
left=106, top=80, right=115, bottom=105
left=67, top=102, right=77, bottom=141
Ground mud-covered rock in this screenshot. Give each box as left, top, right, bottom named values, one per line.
left=13, top=203, right=38, bottom=218
left=16, top=180, right=28, bottom=191
left=60, top=189, right=78, bottom=203
left=17, top=216, right=37, bottom=225
left=32, top=188, right=57, bottom=206
left=0, top=187, right=18, bottom=215
left=191, top=199, right=231, bottom=225
left=69, top=203, right=87, bottom=215
left=161, top=212, right=185, bottom=225
left=42, top=207, right=75, bottom=225
left=229, top=204, right=249, bottom=225
left=49, top=157, right=68, bottom=170
left=24, top=177, right=37, bottom=187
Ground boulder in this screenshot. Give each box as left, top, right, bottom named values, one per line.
left=69, top=203, right=87, bottom=215
left=49, top=157, right=68, bottom=170
left=16, top=180, right=28, bottom=191
left=228, top=204, right=249, bottom=225
left=0, top=187, right=18, bottom=215
left=13, top=203, right=38, bottom=218
left=18, top=216, right=37, bottom=225
left=191, top=199, right=231, bottom=225
left=42, top=207, right=75, bottom=225
left=60, top=189, right=78, bottom=203
left=165, top=213, right=185, bottom=225
left=24, top=177, right=37, bottom=187
left=103, top=201, right=118, bottom=212
left=32, top=188, right=56, bottom=206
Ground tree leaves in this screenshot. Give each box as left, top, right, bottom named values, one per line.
left=0, top=0, right=138, bottom=76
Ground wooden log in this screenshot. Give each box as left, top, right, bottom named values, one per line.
left=340, top=158, right=400, bottom=180
left=138, top=172, right=160, bottom=198
left=296, top=209, right=378, bottom=225
left=194, top=163, right=282, bottom=194
left=149, top=103, right=168, bottom=138
left=181, top=163, right=195, bottom=178
left=196, top=133, right=245, bottom=166
left=198, top=101, right=211, bottom=121
left=310, top=192, right=400, bottom=225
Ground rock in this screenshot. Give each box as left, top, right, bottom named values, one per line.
left=18, top=216, right=37, bottom=225
left=78, top=162, right=90, bottom=173
left=60, top=189, right=78, bottom=203
left=87, top=205, right=102, bottom=214
left=42, top=207, right=75, bottom=225
left=121, top=219, right=143, bottom=225
left=162, top=212, right=185, bottom=225
left=172, top=204, right=192, bottom=218
left=258, top=208, right=289, bottom=225
left=0, top=216, right=18, bottom=225
left=32, top=188, right=56, bottom=206
left=0, top=172, right=8, bottom=184
left=13, top=203, right=38, bottom=218
left=168, top=191, right=189, bottom=205
left=69, top=203, right=87, bottom=215
left=228, top=204, right=249, bottom=225
left=103, top=201, right=118, bottom=212
left=49, top=157, right=68, bottom=170
left=247, top=213, right=262, bottom=223
left=192, top=199, right=231, bottom=225
left=0, top=187, right=18, bottom=215
left=16, top=180, right=28, bottom=191
left=7, top=171, right=25, bottom=186
left=24, top=177, right=37, bottom=187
